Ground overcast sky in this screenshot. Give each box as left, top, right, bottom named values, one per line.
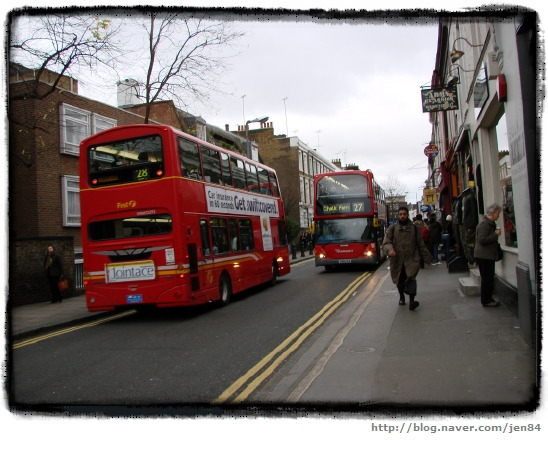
left=193, top=18, right=439, bottom=203
left=76, top=13, right=440, bottom=203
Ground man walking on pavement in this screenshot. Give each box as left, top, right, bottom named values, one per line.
left=383, top=206, right=433, bottom=310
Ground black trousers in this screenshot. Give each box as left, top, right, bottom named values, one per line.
left=475, top=257, right=495, bottom=304
left=48, top=276, right=62, bottom=302
left=397, top=265, right=417, bottom=296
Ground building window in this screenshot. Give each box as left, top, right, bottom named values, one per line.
left=61, top=175, right=80, bottom=226
left=92, top=114, right=117, bottom=134
left=60, top=104, right=90, bottom=155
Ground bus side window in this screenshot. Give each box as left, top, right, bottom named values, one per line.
left=210, top=217, right=229, bottom=254
left=229, top=218, right=239, bottom=252
left=258, top=167, right=271, bottom=195
left=231, top=157, right=247, bottom=190
left=221, top=152, right=233, bottom=187
left=246, top=162, right=259, bottom=191
left=268, top=171, right=280, bottom=197
left=200, top=218, right=211, bottom=257
left=178, top=138, right=202, bottom=180
left=201, top=146, right=222, bottom=184
left=239, top=218, right=254, bottom=251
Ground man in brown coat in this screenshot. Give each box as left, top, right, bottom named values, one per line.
left=383, top=206, right=433, bottom=310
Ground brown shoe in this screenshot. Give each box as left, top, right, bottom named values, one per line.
left=482, top=301, right=500, bottom=307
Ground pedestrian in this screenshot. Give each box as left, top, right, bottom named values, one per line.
left=441, top=214, right=454, bottom=262
left=413, top=214, right=429, bottom=268
left=383, top=206, right=433, bottom=310
left=44, top=244, right=64, bottom=303
left=473, top=203, right=503, bottom=307
left=414, top=214, right=429, bottom=242
left=426, top=212, right=443, bottom=263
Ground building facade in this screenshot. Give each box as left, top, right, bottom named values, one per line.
left=425, top=13, right=538, bottom=345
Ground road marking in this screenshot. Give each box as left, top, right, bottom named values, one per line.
left=212, top=271, right=372, bottom=404
left=12, top=310, right=137, bottom=349
left=287, top=270, right=391, bottom=401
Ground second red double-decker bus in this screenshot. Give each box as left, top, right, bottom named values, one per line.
left=313, top=170, right=387, bottom=270
left=80, top=124, right=290, bottom=311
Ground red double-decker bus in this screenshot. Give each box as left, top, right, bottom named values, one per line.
left=313, top=170, right=387, bottom=270
left=80, top=124, right=290, bottom=311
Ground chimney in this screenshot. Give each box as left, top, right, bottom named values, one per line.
left=117, top=79, right=141, bottom=107
left=332, top=158, right=342, bottom=169
left=225, top=124, right=230, bottom=131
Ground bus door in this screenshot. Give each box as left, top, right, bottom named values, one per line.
left=199, top=217, right=217, bottom=299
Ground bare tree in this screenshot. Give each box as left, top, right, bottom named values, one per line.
left=133, top=12, right=244, bottom=123
left=380, top=174, right=408, bottom=199
left=379, top=175, right=409, bottom=223
left=9, top=14, right=121, bottom=102
left=9, top=13, right=122, bottom=166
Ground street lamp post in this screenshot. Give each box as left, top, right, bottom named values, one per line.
left=245, top=116, right=269, bottom=159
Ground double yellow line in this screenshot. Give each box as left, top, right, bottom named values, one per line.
left=213, top=271, right=372, bottom=404
left=12, top=310, right=137, bottom=349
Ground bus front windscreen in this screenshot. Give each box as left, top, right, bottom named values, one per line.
left=315, top=217, right=376, bottom=243
left=88, top=134, right=164, bottom=187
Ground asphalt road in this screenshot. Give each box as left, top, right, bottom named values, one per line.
left=10, top=259, right=379, bottom=408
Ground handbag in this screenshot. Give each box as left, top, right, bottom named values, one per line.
left=58, top=275, right=69, bottom=292
left=496, top=244, right=503, bottom=261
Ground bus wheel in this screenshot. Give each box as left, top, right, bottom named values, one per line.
left=218, top=273, right=232, bottom=306
left=270, top=262, right=278, bottom=287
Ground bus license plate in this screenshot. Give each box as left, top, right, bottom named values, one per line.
left=338, top=259, right=352, bottom=264
left=126, top=294, right=143, bottom=304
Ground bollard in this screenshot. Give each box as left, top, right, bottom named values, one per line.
left=300, top=245, right=305, bottom=257
left=291, top=243, right=297, bottom=259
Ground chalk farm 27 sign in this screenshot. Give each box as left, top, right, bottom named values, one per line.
left=421, top=86, right=459, bottom=112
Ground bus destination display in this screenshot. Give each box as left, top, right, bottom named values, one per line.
left=322, top=202, right=365, bottom=215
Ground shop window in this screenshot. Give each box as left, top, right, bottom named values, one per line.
left=497, top=118, right=517, bottom=248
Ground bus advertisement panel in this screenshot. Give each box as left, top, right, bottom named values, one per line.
left=80, top=124, right=290, bottom=311
left=313, top=170, right=387, bottom=269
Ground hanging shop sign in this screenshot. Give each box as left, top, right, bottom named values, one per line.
left=424, top=144, right=438, bottom=157
left=423, top=188, right=437, bottom=205
left=421, top=86, right=459, bottom=112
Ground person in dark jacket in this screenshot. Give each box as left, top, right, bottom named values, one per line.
left=473, top=203, right=502, bottom=307
left=383, top=206, right=433, bottom=310
left=426, top=213, right=443, bottom=263
left=44, top=245, right=64, bottom=303
left=441, top=214, right=454, bottom=262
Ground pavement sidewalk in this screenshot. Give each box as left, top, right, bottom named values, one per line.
left=251, top=261, right=538, bottom=408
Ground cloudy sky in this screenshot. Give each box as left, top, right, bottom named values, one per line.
left=76, top=11, right=439, bottom=203
left=192, top=17, right=439, bottom=203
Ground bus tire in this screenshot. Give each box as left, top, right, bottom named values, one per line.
left=218, top=273, right=232, bottom=306
left=270, top=261, right=278, bottom=287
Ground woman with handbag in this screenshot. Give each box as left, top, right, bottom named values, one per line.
left=44, top=245, right=64, bottom=303
left=473, top=203, right=503, bottom=307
